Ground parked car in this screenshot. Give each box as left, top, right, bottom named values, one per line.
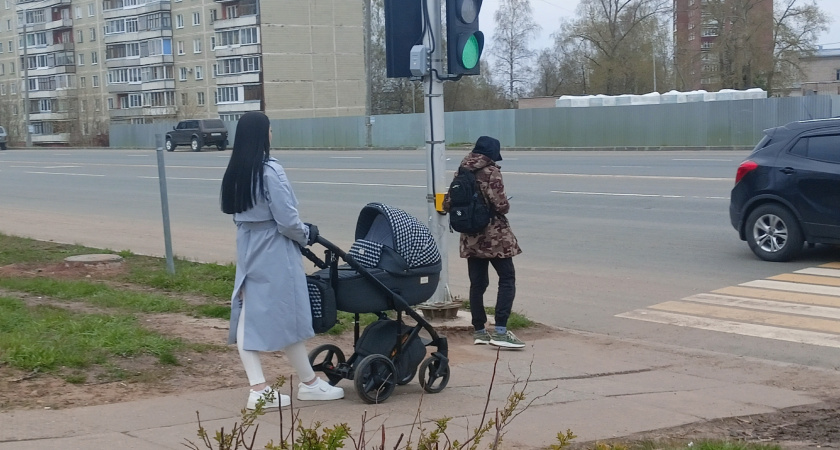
left=0, top=125, right=7, bottom=150
left=730, top=118, right=840, bottom=262
left=165, top=119, right=228, bottom=152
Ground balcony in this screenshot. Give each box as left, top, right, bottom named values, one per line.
left=213, top=14, right=259, bottom=30
left=104, top=29, right=173, bottom=44
left=30, top=111, right=71, bottom=121
left=108, top=106, right=176, bottom=118
left=216, top=72, right=259, bottom=86
left=44, top=18, right=73, bottom=31
left=102, top=0, right=171, bottom=20
left=217, top=102, right=261, bottom=114
left=105, top=55, right=173, bottom=69
left=214, top=43, right=261, bottom=58
left=107, top=79, right=175, bottom=93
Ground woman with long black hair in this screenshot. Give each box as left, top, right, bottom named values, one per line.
left=220, top=111, right=344, bottom=409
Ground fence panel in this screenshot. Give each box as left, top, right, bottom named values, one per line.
left=108, top=95, right=840, bottom=149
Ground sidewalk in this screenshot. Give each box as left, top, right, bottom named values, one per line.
left=0, top=312, right=835, bottom=449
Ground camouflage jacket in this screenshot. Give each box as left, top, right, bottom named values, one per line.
left=444, top=152, right=522, bottom=259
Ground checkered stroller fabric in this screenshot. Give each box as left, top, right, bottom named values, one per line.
left=349, top=203, right=441, bottom=270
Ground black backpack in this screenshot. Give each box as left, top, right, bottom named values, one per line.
left=448, top=167, right=493, bottom=234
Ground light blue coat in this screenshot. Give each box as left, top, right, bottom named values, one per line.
left=228, top=158, right=314, bottom=351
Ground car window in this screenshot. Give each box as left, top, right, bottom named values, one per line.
left=203, top=119, right=225, bottom=129
left=789, top=134, right=840, bottom=164
left=176, top=122, right=186, bottom=130
left=0, top=126, right=5, bottom=133
left=806, top=135, right=840, bottom=163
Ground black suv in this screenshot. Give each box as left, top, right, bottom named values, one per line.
left=165, top=119, right=228, bottom=152
left=730, top=118, right=840, bottom=262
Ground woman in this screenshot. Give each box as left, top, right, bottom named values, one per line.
left=220, top=111, right=344, bottom=409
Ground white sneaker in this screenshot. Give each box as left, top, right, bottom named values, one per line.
left=247, top=387, right=291, bottom=410
left=297, top=377, right=344, bottom=401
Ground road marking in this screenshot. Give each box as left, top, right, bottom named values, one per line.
left=25, top=171, right=104, bottom=177
left=551, top=191, right=728, bottom=200
left=672, top=158, right=734, bottom=162
left=297, top=181, right=425, bottom=188
left=330, top=156, right=363, bottom=159
left=139, top=176, right=220, bottom=181
left=617, top=263, right=840, bottom=348
left=616, top=310, right=840, bottom=348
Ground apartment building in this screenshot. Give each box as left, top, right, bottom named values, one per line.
left=673, top=0, right=773, bottom=91
left=0, top=0, right=365, bottom=146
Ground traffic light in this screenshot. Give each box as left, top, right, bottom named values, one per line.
left=384, top=0, right=423, bottom=78
left=446, top=0, right=484, bottom=76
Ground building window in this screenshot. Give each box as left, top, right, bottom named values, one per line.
left=75, top=6, right=82, bottom=19
left=92, top=52, right=98, bottom=64
left=78, top=53, right=85, bottom=65
left=179, top=67, right=188, bottom=80
left=176, top=14, right=184, bottom=28
left=835, top=69, right=840, bottom=81
left=210, top=36, right=216, bottom=50
left=192, top=12, right=200, bottom=25
left=89, top=3, right=95, bottom=16
left=90, top=28, right=96, bottom=41
left=193, top=39, right=201, bottom=53
left=76, top=30, right=83, bottom=43
left=178, top=41, right=184, bottom=55
left=80, top=77, right=86, bottom=88
left=92, top=75, right=99, bottom=87
left=197, top=91, right=205, bottom=105
left=181, top=92, right=187, bottom=105
left=195, top=65, right=203, bottom=80
left=210, top=9, right=217, bottom=23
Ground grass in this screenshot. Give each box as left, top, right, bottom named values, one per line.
left=458, top=298, right=534, bottom=330
left=0, top=296, right=183, bottom=379
left=599, top=441, right=783, bottom=450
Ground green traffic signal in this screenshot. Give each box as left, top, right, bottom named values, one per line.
left=446, top=0, right=483, bottom=76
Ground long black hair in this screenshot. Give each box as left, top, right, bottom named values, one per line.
left=220, top=111, right=271, bottom=214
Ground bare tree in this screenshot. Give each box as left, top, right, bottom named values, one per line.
left=490, top=0, right=541, bottom=106
left=767, top=0, right=828, bottom=94
left=568, top=0, right=670, bottom=95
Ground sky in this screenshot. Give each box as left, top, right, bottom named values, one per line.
left=479, top=0, right=840, bottom=52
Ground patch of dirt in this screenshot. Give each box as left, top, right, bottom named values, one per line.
left=3, top=261, right=840, bottom=448
left=586, top=400, right=840, bottom=449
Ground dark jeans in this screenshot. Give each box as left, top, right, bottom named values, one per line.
left=467, top=257, right=516, bottom=332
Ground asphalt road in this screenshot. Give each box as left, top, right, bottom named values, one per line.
left=2, top=148, right=839, bottom=369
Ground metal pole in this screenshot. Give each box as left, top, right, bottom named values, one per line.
left=364, top=0, right=373, bottom=147
left=155, top=134, right=176, bottom=274
left=424, top=0, right=449, bottom=304
left=23, top=21, right=31, bottom=148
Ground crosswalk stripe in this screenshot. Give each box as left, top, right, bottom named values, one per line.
left=713, top=286, right=840, bottom=308
left=616, top=310, right=840, bottom=348
left=820, top=262, right=840, bottom=269
left=649, top=301, right=840, bottom=334
left=769, top=273, right=840, bottom=287
left=685, top=293, right=840, bottom=320
left=741, top=279, right=840, bottom=296
left=795, top=267, right=840, bottom=278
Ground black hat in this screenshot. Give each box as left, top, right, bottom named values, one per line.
left=471, top=136, right=502, bottom=161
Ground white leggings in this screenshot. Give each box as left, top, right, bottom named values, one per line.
left=237, top=302, right=316, bottom=386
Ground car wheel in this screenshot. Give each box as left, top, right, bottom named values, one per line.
left=216, top=143, right=226, bottom=151
left=745, top=204, right=804, bottom=262
left=191, top=137, right=202, bottom=152
left=165, top=139, right=174, bottom=152
left=0, top=144, right=6, bottom=150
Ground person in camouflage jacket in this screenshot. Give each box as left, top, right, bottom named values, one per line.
left=443, top=136, right=524, bottom=348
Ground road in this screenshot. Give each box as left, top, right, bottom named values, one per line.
left=2, top=148, right=840, bottom=369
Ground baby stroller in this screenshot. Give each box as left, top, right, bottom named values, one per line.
left=301, top=202, right=450, bottom=403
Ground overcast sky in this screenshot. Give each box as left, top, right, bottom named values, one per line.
left=480, top=0, right=840, bottom=51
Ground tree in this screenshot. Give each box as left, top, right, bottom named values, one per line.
left=767, top=0, right=829, bottom=94
left=490, top=0, right=541, bottom=106
left=567, top=0, right=670, bottom=95
left=530, top=25, right=590, bottom=97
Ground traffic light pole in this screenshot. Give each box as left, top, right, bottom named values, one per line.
left=424, top=0, right=451, bottom=305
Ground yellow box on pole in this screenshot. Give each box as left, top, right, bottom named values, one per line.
left=435, top=193, right=447, bottom=212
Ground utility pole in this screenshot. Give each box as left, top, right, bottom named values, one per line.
left=22, top=19, right=31, bottom=148
left=424, top=0, right=450, bottom=304
left=364, top=0, right=373, bottom=147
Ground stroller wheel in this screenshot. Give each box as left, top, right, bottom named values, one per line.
left=308, top=344, right=346, bottom=386
left=353, top=354, right=396, bottom=404
left=419, top=356, right=449, bottom=394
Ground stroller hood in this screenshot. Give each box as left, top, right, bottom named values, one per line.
left=354, top=203, right=441, bottom=270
